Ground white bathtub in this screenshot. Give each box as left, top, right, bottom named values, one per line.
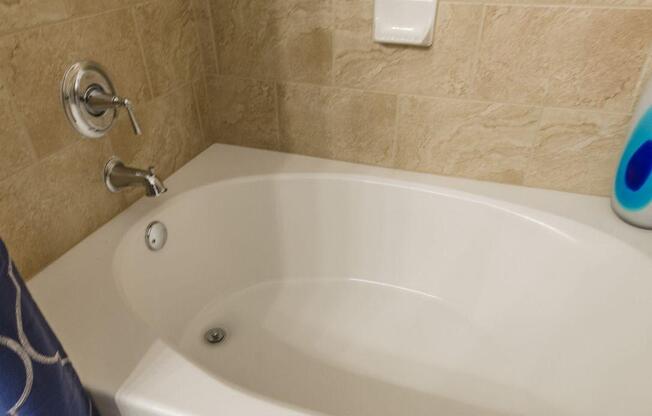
left=28, top=144, right=652, bottom=416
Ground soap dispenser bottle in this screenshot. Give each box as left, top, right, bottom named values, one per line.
left=613, top=78, right=652, bottom=228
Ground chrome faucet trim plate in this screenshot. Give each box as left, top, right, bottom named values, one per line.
left=61, top=61, right=141, bottom=138
left=61, top=62, right=167, bottom=197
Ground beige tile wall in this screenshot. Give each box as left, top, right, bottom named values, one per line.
left=196, top=0, right=652, bottom=199
left=0, top=0, right=210, bottom=278
left=3, top=0, right=652, bottom=277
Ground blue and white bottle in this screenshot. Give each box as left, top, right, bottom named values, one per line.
left=613, top=78, right=652, bottom=228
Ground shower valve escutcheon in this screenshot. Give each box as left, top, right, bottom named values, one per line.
left=61, top=61, right=141, bottom=138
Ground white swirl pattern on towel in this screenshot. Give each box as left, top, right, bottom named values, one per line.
left=8, top=262, right=61, bottom=365
left=1, top=257, right=92, bottom=416
left=0, top=336, right=32, bottom=416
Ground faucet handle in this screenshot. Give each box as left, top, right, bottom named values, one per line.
left=83, top=84, right=142, bottom=136
left=122, top=98, right=142, bottom=136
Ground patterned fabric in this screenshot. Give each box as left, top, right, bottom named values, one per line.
left=0, top=240, right=98, bottom=415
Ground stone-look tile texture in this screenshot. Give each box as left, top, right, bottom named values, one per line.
left=0, top=0, right=68, bottom=35
left=395, top=96, right=541, bottom=184
left=200, top=0, right=652, bottom=198
left=200, top=76, right=279, bottom=150
left=210, top=0, right=333, bottom=84
left=0, top=8, right=151, bottom=158
left=278, top=83, right=397, bottom=167
left=0, top=140, right=124, bottom=277
left=192, top=0, right=219, bottom=75
left=0, top=0, right=207, bottom=278
left=133, top=0, right=201, bottom=98
left=3, top=0, right=652, bottom=277
left=64, top=0, right=134, bottom=16
left=333, top=1, right=484, bottom=98
left=474, top=7, right=652, bottom=112
left=524, top=109, right=630, bottom=195
left=0, top=81, right=35, bottom=182
left=632, top=54, right=652, bottom=111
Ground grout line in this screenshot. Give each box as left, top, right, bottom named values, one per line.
left=130, top=5, right=155, bottom=100
left=520, top=106, right=548, bottom=185
left=190, top=0, right=210, bottom=78
left=150, top=72, right=638, bottom=117
left=188, top=0, right=212, bottom=100
left=468, top=4, right=487, bottom=100
left=0, top=0, right=650, bottom=43
left=330, top=0, right=336, bottom=86
left=273, top=81, right=283, bottom=151
left=61, top=0, right=73, bottom=20
left=192, top=73, right=209, bottom=147
left=278, top=78, right=635, bottom=116
left=206, top=0, right=223, bottom=75
left=629, top=51, right=652, bottom=113
left=205, top=0, right=221, bottom=75
left=24, top=133, right=39, bottom=165
left=0, top=135, right=89, bottom=188
left=3, top=91, right=41, bottom=163
left=0, top=0, right=158, bottom=41
left=390, top=94, right=401, bottom=168
left=36, top=134, right=84, bottom=162
left=106, top=134, right=115, bottom=156
left=439, top=0, right=652, bottom=9
left=151, top=79, right=195, bottom=102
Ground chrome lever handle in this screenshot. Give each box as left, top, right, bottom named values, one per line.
left=122, top=99, right=142, bottom=135
left=84, top=86, right=142, bottom=136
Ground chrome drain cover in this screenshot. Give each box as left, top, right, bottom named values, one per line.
left=205, top=327, right=226, bottom=344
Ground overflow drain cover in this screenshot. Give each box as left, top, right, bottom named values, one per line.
left=145, top=221, right=167, bottom=251
left=205, top=327, right=226, bottom=344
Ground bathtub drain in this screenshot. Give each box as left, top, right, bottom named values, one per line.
left=204, top=327, right=226, bottom=344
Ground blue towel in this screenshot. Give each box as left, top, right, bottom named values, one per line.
left=0, top=240, right=98, bottom=415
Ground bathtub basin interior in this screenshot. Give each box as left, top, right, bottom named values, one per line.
left=113, top=174, right=652, bottom=416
